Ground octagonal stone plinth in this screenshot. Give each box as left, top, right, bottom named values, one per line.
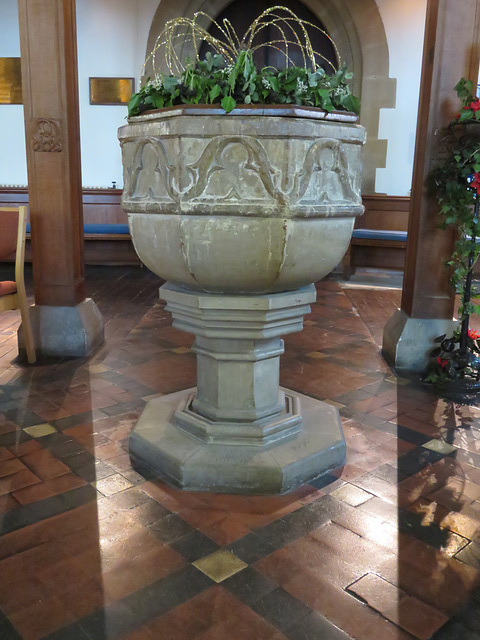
left=129, top=386, right=345, bottom=494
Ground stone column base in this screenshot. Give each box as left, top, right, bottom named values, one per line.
left=19, top=298, right=104, bottom=359
left=382, top=309, right=457, bottom=375
left=129, top=386, right=345, bottom=495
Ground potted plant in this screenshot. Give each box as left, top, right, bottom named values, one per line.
left=425, top=78, right=480, bottom=401
left=119, top=8, right=367, bottom=493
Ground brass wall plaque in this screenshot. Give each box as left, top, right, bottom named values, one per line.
left=89, top=77, right=134, bottom=105
left=0, top=57, right=22, bottom=104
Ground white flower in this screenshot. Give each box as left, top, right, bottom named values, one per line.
left=149, top=76, right=163, bottom=90
left=262, top=77, right=271, bottom=89
left=333, top=85, right=349, bottom=98
left=296, top=78, right=307, bottom=94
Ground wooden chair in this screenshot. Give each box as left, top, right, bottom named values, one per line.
left=0, top=206, right=36, bottom=363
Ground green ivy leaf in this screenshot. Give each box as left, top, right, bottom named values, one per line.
left=221, top=95, right=237, bottom=113
left=209, top=85, right=221, bottom=102
left=163, top=76, right=178, bottom=93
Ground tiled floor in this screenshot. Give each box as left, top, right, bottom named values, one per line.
left=1, top=264, right=480, bottom=639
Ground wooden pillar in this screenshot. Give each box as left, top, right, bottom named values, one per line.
left=17, top=0, right=103, bottom=358
left=403, top=0, right=480, bottom=319
left=18, top=0, right=84, bottom=307
left=383, top=0, right=480, bottom=373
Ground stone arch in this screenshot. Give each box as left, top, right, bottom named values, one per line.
left=145, top=0, right=396, bottom=193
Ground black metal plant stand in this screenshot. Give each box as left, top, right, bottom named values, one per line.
left=458, top=196, right=479, bottom=364
left=428, top=195, right=480, bottom=402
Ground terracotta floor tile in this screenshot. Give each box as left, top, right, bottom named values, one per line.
left=74, top=432, right=111, bottom=450
left=0, top=574, right=49, bottom=615
left=0, top=446, right=15, bottom=461
left=283, top=570, right=413, bottom=640
left=331, top=463, right=367, bottom=481
left=0, top=467, right=41, bottom=495
left=7, top=439, right=42, bottom=457
left=102, top=545, right=185, bottom=601
left=348, top=572, right=404, bottom=616
left=201, top=514, right=252, bottom=546
left=36, top=555, right=97, bottom=595
left=8, top=595, right=76, bottom=640
left=108, top=452, right=135, bottom=471
left=0, top=539, right=72, bottom=581
left=121, top=627, right=156, bottom=640
left=95, top=473, right=134, bottom=496
left=59, top=525, right=103, bottom=556
left=140, top=480, right=207, bottom=512
left=66, top=423, right=97, bottom=439
left=93, top=440, right=127, bottom=460
left=11, top=481, right=56, bottom=505
left=27, top=458, right=71, bottom=480
left=384, top=594, right=449, bottom=640
left=0, top=456, right=27, bottom=477
left=19, top=448, right=57, bottom=467
left=346, top=446, right=397, bottom=472
left=43, top=472, right=87, bottom=494
left=382, top=545, right=480, bottom=615
left=0, top=422, right=18, bottom=435
left=253, top=548, right=304, bottom=585
left=0, top=493, right=19, bottom=513
left=177, top=506, right=226, bottom=530
left=146, top=586, right=287, bottom=640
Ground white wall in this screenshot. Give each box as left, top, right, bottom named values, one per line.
left=375, top=0, right=427, bottom=195
left=0, top=0, right=426, bottom=194
left=0, top=0, right=27, bottom=186
left=76, top=0, right=158, bottom=187
left=0, top=0, right=158, bottom=189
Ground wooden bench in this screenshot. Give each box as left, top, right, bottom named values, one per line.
left=341, top=195, right=410, bottom=279
left=24, top=222, right=140, bottom=266
left=0, top=188, right=140, bottom=266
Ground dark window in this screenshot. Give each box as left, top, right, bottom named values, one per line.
left=199, top=0, right=338, bottom=71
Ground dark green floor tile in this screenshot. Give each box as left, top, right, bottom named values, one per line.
left=42, top=622, right=91, bottom=640
left=147, top=512, right=194, bottom=543
left=169, top=529, right=220, bottom=562
left=60, top=450, right=96, bottom=470
left=227, top=532, right=277, bottom=564
left=396, top=424, right=432, bottom=445
left=0, top=430, right=32, bottom=447
left=397, top=448, right=444, bottom=480
left=51, top=410, right=107, bottom=431
left=74, top=462, right=114, bottom=482
left=0, top=610, right=22, bottom=640
left=79, top=601, right=137, bottom=640
left=456, top=542, right=480, bottom=571
left=286, top=611, right=354, bottom=640
left=251, top=587, right=311, bottom=633
left=223, top=566, right=276, bottom=605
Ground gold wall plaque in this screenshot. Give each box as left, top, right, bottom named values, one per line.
left=0, top=57, right=22, bottom=104
left=89, top=77, right=134, bottom=105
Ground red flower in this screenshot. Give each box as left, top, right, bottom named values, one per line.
left=463, top=99, right=480, bottom=112
left=437, top=356, right=448, bottom=369
left=471, top=172, right=480, bottom=194
left=469, top=329, right=479, bottom=340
